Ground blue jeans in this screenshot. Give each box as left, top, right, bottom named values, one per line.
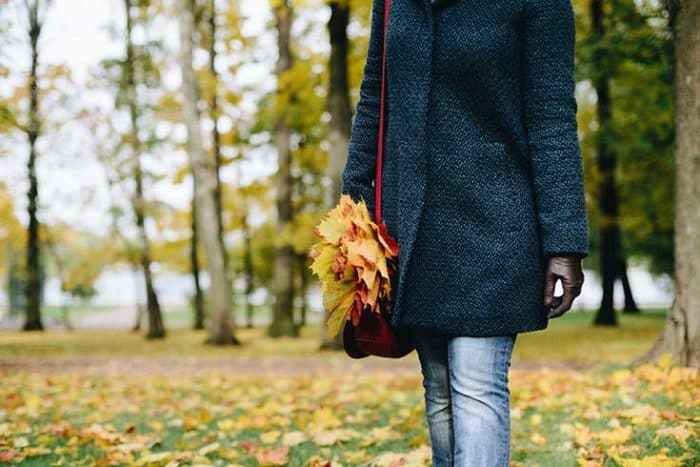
left=409, top=328, right=516, bottom=467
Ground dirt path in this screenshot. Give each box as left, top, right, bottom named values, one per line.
left=0, top=355, right=592, bottom=376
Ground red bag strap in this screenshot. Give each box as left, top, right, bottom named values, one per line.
left=374, top=0, right=390, bottom=222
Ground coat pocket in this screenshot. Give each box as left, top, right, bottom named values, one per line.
left=428, top=141, right=529, bottom=235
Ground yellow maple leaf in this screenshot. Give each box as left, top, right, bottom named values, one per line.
left=596, top=425, right=632, bottom=446
left=654, top=424, right=695, bottom=449
left=344, top=449, right=369, bottom=463
left=574, top=425, right=594, bottom=447
left=260, top=430, right=280, bottom=444
left=620, top=453, right=682, bottom=467
left=255, top=445, right=289, bottom=466
left=281, top=431, right=306, bottom=446
left=529, top=414, right=543, bottom=426
left=320, top=278, right=354, bottom=315
left=309, top=244, right=339, bottom=280
left=325, top=288, right=356, bottom=339
left=311, top=428, right=360, bottom=446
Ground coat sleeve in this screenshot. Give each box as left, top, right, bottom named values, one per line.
left=340, top=0, right=385, bottom=216
left=522, top=0, right=590, bottom=258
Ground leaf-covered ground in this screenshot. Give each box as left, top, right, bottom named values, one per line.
left=1, top=357, right=698, bottom=466
left=0, top=312, right=697, bottom=466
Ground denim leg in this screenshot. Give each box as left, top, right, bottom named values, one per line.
left=410, top=328, right=454, bottom=467
left=447, top=335, right=516, bottom=467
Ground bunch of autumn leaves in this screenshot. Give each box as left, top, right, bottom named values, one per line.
left=309, top=194, right=400, bottom=339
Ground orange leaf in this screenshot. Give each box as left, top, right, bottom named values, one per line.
left=0, top=450, right=18, bottom=462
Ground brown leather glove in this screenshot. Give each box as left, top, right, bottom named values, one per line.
left=544, top=256, right=584, bottom=318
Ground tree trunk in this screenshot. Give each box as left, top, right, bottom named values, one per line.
left=326, top=1, right=352, bottom=206
left=619, top=257, right=640, bottom=314
left=124, top=0, right=165, bottom=339
left=592, top=0, right=619, bottom=327
left=44, top=233, right=72, bottom=331
left=179, top=0, right=239, bottom=345
left=208, top=0, right=225, bottom=250
left=648, top=0, right=700, bottom=367
left=298, top=253, right=308, bottom=327
left=131, top=263, right=144, bottom=331
left=268, top=0, right=298, bottom=337
left=319, top=0, right=352, bottom=348
left=100, top=158, right=145, bottom=332
left=207, top=0, right=227, bottom=266
left=191, top=191, right=205, bottom=329
left=22, top=1, right=43, bottom=331
left=137, top=184, right=164, bottom=339
left=241, top=208, right=254, bottom=328
left=206, top=0, right=232, bottom=327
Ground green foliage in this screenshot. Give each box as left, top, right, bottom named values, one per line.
left=46, top=223, right=109, bottom=301
left=575, top=0, right=675, bottom=275
left=248, top=220, right=277, bottom=288
left=0, top=183, right=23, bottom=275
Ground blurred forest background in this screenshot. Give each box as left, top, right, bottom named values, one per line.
left=1, top=1, right=699, bottom=465
left=0, top=0, right=697, bottom=360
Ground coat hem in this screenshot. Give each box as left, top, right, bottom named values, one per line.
left=391, top=316, right=549, bottom=338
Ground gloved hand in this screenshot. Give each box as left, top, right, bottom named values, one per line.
left=543, top=256, right=584, bottom=318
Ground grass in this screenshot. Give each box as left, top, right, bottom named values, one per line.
left=0, top=308, right=667, bottom=363
left=0, top=325, right=324, bottom=359
left=513, top=308, right=667, bottom=363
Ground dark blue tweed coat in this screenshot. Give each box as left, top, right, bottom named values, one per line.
left=341, top=0, right=590, bottom=337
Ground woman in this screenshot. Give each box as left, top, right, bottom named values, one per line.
left=341, top=0, right=588, bottom=465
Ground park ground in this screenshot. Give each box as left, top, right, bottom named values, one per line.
left=0, top=309, right=698, bottom=466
